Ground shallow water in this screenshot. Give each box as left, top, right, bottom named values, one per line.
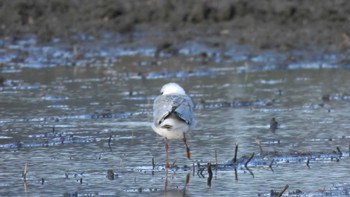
left=1, top=35, right=350, bottom=196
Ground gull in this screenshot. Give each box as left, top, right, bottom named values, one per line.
left=152, top=83, right=195, bottom=168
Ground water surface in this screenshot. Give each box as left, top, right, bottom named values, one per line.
left=1, top=36, right=350, bottom=196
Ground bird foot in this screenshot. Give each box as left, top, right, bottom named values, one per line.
left=165, top=163, right=170, bottom=168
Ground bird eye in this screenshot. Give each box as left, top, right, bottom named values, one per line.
left=160, top=91, right=164, bottom=95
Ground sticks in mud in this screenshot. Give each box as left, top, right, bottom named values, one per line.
left=277, top=184, right=289, bottom=197
left=192, top=144, right=348, bottom=185
left=197, top=162, right=205, bottom=177
left=306, top=158, right=310, bottom=168
left=269, top=159, right=275, bottom=171
left=108, top=135, right=112, bottom=148
left=270, top=184, right=289, bottom=197
left=232, top=144, right=238, bottom=163
left=336, top=146, right=342, bottom=158
left=107, top=169, right=116, bottom=180
left=231, top=144, right=254, bottom=167
left=228, top=144, right=256, bottom=180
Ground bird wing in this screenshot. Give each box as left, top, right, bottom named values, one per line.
left=153, top=94, right=194, bottom=126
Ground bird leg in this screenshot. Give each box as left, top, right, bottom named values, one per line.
left=164, top=137, right=170, bottom=168
left=183, top=133, right=191, bottom=159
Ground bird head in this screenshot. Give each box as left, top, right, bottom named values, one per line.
left=160, top=83, right=186, bottom=95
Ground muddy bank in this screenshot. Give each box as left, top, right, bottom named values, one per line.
left=1, top=0, right=350, bottom=52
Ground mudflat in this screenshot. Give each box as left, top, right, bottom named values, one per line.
left=1, top=0, right=349, bottom=52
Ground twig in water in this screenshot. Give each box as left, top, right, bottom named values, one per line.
left=244, top=153, right=255, bottom=168
left=197, top=162, right=200, bottom=176
left=197, top=162, right=204, bottom=178
left=232, top=144, right=238, bottom=163
left=269, top=159, right=275, bottom=172
left=306, top=158, right=310, bottom=168
left=108, top=135, right=112, bottom=147
left=270, top=117, right=278, bottom=132
left=214, top=150, right=218, bottom=176
left=277, top=184, right=289, bottom=197
left=197, top=162, right=205, bottom=178
left=198, top=169, right=204, bottom=177
left=192, top=163, right=195, bottom=176
left=152, top=157, right=155, bottom=175
left=336, top=146, right=342, bottom=158
left=107, top=169, right=115, bottom=180
left=22, top=162, right=28, bottom=181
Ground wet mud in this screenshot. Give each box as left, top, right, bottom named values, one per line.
left=1, top=0, right=350, bottom=53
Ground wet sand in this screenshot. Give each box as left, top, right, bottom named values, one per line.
left=1, top=0, right=350, bottom=53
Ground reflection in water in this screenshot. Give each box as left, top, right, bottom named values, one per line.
left=23, top=181, right=28, bottom=195
left=163, top=170, right=190, bottom=197
left=207, top=163, right=213, bottom=188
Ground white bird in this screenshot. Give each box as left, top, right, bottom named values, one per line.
left=152, top=82, right=195, bottom=168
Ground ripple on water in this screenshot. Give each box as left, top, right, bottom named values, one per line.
left=41, top=95, right=69, bottom=101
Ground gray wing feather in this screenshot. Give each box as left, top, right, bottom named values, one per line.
left=153, top=94, right=194, bottom=125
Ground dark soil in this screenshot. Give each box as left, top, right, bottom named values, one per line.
left=1, top=0, right=350, bottom=52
